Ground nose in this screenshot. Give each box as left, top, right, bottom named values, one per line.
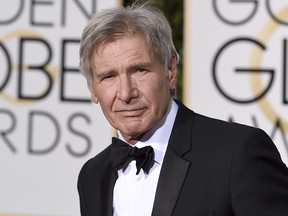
left=117, top=75, right=138, bottom=103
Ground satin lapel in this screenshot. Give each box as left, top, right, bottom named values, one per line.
left=152, top=102, right=195, bottom=216
left=152, top=147, right=190, bottom=216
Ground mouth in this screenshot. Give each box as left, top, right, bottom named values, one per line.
left=116, top=107, right=147, bottom=117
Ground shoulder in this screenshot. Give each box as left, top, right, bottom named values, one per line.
left=195, top=112, right=270, bottom=141
left=193, top=112, right=283, bottom=166
left=193, top=111, right=274, bottom=151
left=195, top=112, right=258, bottom=133
left=176, top=100, right=274, bottom=151
left=176, top=100, right=264, bottom=138
left=78, top=145, right=112, bottom=180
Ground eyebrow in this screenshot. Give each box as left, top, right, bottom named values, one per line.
left=94, top=70, right=116, bottom=79
left=95, top=62, right=152, bottom=76
left=127, top=62, right=152, bottom=70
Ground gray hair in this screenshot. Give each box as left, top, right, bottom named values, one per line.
left=79, top=2, right=179, bottom=83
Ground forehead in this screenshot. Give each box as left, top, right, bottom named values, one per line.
left=91, top=36, right=157, bottom=72
left=95, top=35, right=154, bottom=57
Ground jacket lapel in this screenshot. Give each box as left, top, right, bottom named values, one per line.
left=152, top=102, right=195, bottom=216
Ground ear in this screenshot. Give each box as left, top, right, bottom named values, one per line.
left=168, top=56, right=178, bottom=90
left=87, top=81, right=99, bottom=104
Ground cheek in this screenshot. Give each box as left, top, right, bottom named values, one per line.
left=141, top=73, right=168, bottom=91
left=98, top=96, right=117, bottom=124
left=142, top=77, right=171, bottom=107
left=153, top=77, right=171, bottom=97
left=99, top=92, right=114, bottom=108
left=93, top=87, right=115, bottom=110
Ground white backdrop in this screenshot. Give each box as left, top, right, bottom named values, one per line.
left=3, top=0, right=288, bottom=215
left=0, top=1, right=119, bottom=215
left=185, top=0, right=288, bottom=166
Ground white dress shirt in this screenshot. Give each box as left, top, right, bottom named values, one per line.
left=113, top=100, right=178, bottom=216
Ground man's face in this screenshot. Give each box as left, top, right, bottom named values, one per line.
left=88, top=35, right=177, bottom=143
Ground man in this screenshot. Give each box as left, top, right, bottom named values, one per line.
left=77, top=2, right=288, bottom=216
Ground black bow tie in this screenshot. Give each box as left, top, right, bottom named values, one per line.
left=109, top=137, right=155, bottom=175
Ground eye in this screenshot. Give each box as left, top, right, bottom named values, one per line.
left=101, top=74, right=115, bottom=82
left=136, top=67, right=148, bottom=73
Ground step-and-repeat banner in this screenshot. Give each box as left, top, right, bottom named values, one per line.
left=3, top=0, right=288, bottom=215
left=185, top=0, right=288, bottom=166
left=0, top=1, right=119, bottom=215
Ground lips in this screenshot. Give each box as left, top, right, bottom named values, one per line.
left=116, top=107, right=147, bottom=117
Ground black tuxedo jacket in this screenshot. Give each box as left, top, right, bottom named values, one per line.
left=78, top=101, right=288, bottom=216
